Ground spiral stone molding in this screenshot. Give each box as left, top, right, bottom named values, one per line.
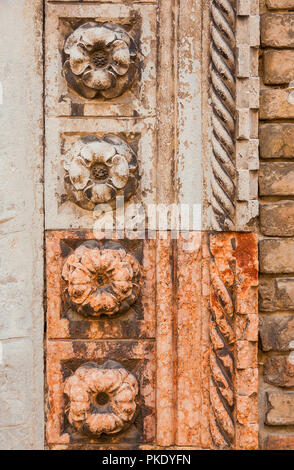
left=210, top=0, right=236, bottom=231
left=209, top=0, right=259, bottom=231
left=208, top=232, right=258, bottom=449
left=209, top=236, right=235, bottom=448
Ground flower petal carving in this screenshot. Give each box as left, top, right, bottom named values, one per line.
left=64, top=135, right=138, bottom=211
left=69, top=45, right=90, bottom=76
left=64, top=361, right=138, bottom=436
left=111, top=40, right=131, bottom=75
left=62, top=241, right=142, bottom=317
left=82, top=69, right=116, bottom=91
left=109, top=155, right=129, bottom=189
left=67, top=158, right=90, bottom=190
left=62, top=22, right=137, bottom=99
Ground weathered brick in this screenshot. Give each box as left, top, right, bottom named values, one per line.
left=259, top=163, right=294, bottom=196
left=263, top=50, right=294, bottom=85
left=266, top=0, right=294, bottom=9
left=266, top=392, right=294, bottom=425
left=260, top=202, right=294, bottom=236
left=264, top=356, right=294, bottom=387
left=259, top=278, right=294, bottom=312
left=260, top=89, right=294, bottom=120
left=261, top=13, right=294, bottom=48
left=259, top=239, right=294, bottom=273
left=265, top=435, right=294, bottom=450
left=260, top=315, right=294, bottom=351
left=260, top=123, right=294, bottom=159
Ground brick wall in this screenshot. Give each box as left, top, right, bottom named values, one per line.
left=259, top=0, right=294, bottom=450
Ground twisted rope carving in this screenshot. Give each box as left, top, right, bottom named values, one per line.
left=210, top=0, right=236, bottom=230
left=209, top=241, right=235, bottom=448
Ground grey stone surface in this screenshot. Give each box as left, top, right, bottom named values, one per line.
left=0, top=425, right=33, bottom=451
left=0, top=339, right=33, bottom=428
left=0, top=0, right=44, bottom=450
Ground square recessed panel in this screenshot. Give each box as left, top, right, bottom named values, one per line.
left=46, top=340, right=155, bottom=448
left=45, top=3, right=156, bottom=117
left=46, top=231, right=156, bottom=340
left=45, top=117, right=156, bottom=229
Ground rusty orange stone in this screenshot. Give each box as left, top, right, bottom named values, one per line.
left=46, top=231, right=258, bottom=449
left=46, top=231, right=156, bottom=340
left=46, top=340, right=155, bottom=447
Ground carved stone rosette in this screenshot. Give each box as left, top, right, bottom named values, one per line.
left=64, top=361, right=138, bottom=436
left=63, top=22, right=137, bottom=100
left=210, top=0, right=236, bottom=231
left=62, top=241, right=142, bottom=317
left=63, top=134, right=138, bottom=211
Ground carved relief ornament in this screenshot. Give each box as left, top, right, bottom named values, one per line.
left=210, top=0, right=236, bottom=231
left=64, top=134, right=138, bottom=210
left=64, top=361, right=138, bottom=436
left=62, top=241, right=142, bottom=317
left=63, top=22, right=137, bottom=99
